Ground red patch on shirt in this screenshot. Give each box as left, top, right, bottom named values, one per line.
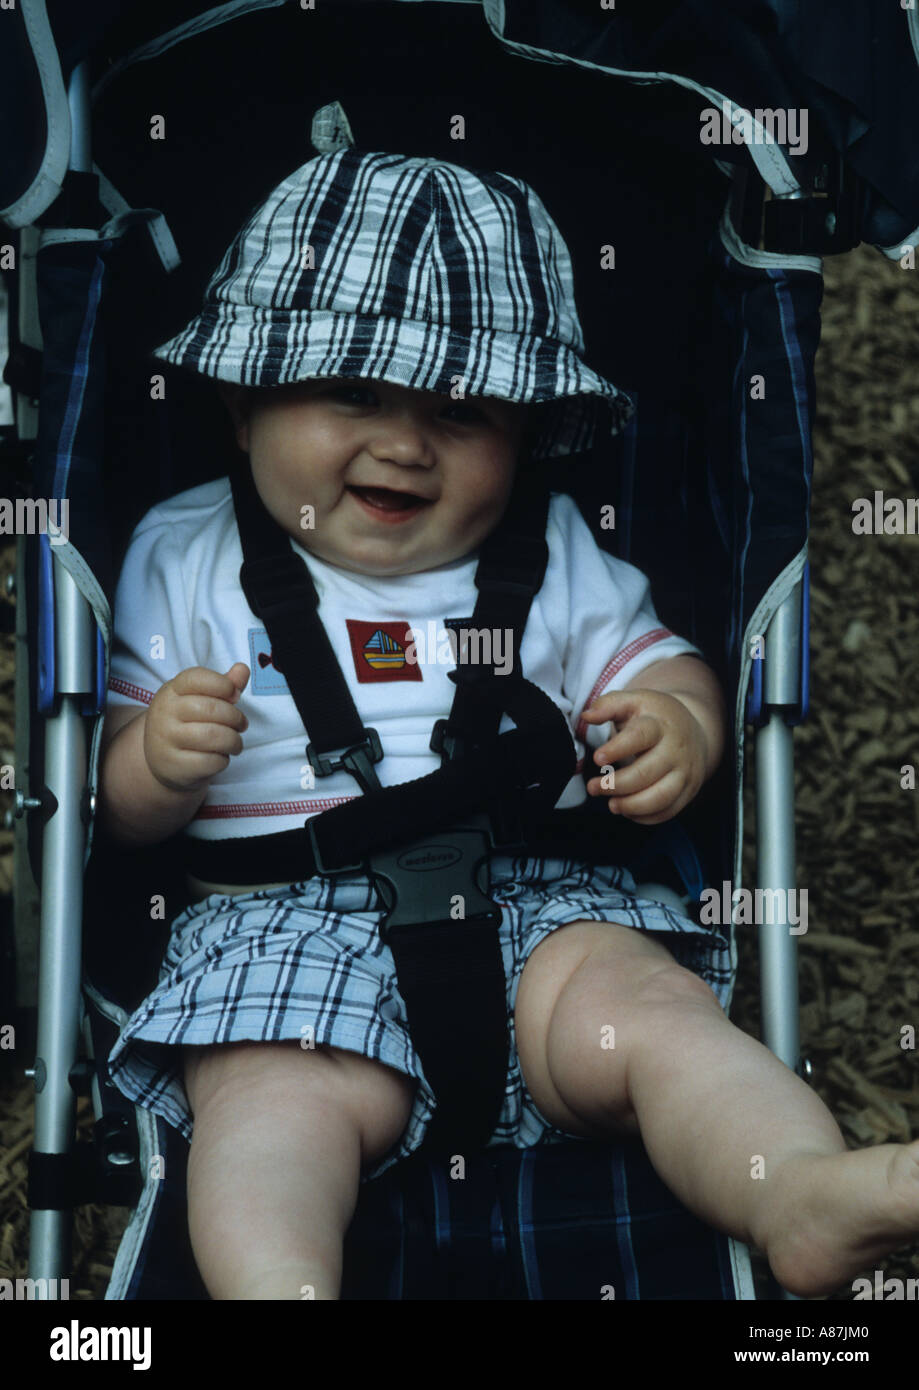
left=345, top=620, right=422, bottom=683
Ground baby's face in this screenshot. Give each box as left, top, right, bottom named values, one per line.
left=224, top=378, right=528, bottom=576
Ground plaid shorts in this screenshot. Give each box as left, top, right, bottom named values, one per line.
left=107, top=853, right=732, bottom=1182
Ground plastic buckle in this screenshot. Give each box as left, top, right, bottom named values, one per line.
left=733, top=153, right=864, bottom=257
left=430, top=719, right=528, bottom=848
left=429, top=718, right=463, bottom=760
left=370, top=815, right=501, bottom=941
left=306, top=727, right=383, bottom=792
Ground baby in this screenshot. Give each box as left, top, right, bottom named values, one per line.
left=101, top=149, right=919, bottom=1301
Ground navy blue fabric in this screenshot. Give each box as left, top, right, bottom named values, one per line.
left=499, top=0, right=919, bottom=245
left=0, top=1, right=49, bottom=214
left=768, top=0, right=919, bottom=244
left=121, top=1121, right=740, bottom=1301
left=354, top=1141, right=742, bottom=1300
left=709, top=250, right=820, bottom=693
left=9, top=3, right=919, bottom=246
left=33, top=242, right=112, bottom=586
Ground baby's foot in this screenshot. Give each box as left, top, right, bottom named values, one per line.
left=757, top=1139, right=919, bottom=1297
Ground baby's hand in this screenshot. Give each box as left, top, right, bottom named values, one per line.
left=581, top=688, right=709, bottom=825
left=144, top=663, right=250, bottom=793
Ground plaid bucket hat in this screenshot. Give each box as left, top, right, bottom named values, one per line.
left=154, top=148, right=633, bottom=459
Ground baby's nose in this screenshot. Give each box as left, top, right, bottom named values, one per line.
left=368, top=415, right=436, bottom=466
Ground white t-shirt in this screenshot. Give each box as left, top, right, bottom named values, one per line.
left=107, top=479, right=703, bottom=840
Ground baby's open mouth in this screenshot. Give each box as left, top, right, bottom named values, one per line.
left=347, top=486, right=433, bottom=513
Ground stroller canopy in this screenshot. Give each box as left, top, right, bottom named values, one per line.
left=2, top=0, right=904, bottom=1306
left=4, top=0, right=919, bottom=253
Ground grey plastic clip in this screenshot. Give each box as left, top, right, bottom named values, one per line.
left=310, top=101, right=356, bottom=154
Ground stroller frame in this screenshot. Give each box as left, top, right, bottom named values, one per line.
left=7, top=0, right=912, bottom=1302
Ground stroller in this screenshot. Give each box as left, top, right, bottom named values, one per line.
left=3, top=0, right=918, bottom=1302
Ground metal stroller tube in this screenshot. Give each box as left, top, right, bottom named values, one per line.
left=29, top=564, right=95, bottom=1284
left=755, top=582, right=804, bottom=1076
left=28, top=59, right=95, bottom=1293
left=755, top=580, right=805, bottom=1303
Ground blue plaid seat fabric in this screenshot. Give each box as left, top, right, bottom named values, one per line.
left=114, top=1115, right=745, bottom=1301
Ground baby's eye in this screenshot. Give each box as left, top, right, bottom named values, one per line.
left=441, top=401, right=487, bottom=425
left=325, top=383, right=377, bottom=405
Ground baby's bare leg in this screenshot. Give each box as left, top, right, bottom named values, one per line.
left=184, top=1041, right=415, bottom=1300
left=515, top=921, right=919, bottom=1297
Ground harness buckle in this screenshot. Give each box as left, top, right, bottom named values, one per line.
left=370, top=813, right=501, bottom=943
left=429, top=718, right=463, bottom=760
left=306, top=727, right=383, bottom=791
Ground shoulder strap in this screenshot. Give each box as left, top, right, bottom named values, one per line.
left=229, top=461, right=384, bottom=793
left=433, top=466, right=550, bottom=762
left=191, top=457, right=560, bottom=883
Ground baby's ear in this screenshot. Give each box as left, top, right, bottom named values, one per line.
left=218, top=382, right=250, bottom=451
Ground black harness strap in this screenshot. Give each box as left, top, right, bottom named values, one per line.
left=436, top=477, right=550, bottom=762
left=385, top=913, right=507, bottom=1156
left=230, top=462, right=384, bottom=792
left=211, top=458, right=565, bottom=883
left=187, top=673, right=570, bottom=881
left=202, top=457, right=573, bottom=1155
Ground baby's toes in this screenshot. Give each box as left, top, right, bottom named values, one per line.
left=884, top=1140, right=919, bottom=1231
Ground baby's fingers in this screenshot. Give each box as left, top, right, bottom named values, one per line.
left=170, top=691, right=249, bottom=734
left=171, top=665, right=250, bottom=707
left=591, top=712, right=661, bottom=768
left=224, top=663, right=251, bottom=699
left=143, top=707, right=246, bottom=793
left=581, top=688, right=646, bottom=723
left=157, top=665, right=249, bottom=733
left=174, top=719, right=246, bottom=760
left=603, top=768, right=688, bottom=825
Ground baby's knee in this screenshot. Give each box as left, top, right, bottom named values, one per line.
left=320, top=1046, right=417, bottom=1167
left=630, top=957, right=723, bottom=1016
left=184, top=1040, right=415, bottom=1169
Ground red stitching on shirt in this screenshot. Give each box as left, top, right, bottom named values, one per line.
left=575, top=628, right=674, bottom=741
left=194, top=796, right=358, bottom=819
left=108, top=678, right=153, bottom=705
